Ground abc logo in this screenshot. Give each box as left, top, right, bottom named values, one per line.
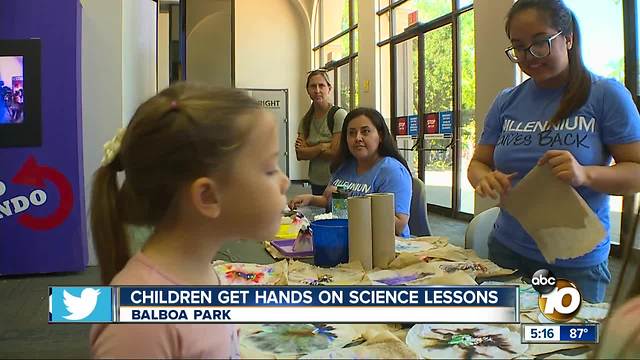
left=532, top=269, right=582, bottom=322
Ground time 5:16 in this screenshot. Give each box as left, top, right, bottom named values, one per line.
left=530, top=328, right=555, bottom=339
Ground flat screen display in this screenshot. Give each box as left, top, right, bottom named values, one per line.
left=0, top=56, right=24, bottom=124
left=0, top=39, right=40, bottom=147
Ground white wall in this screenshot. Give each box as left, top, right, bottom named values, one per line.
left=122, top=0, right=157, bottom=123
left=235, top=0, right=311, bottom=180
left=81, top=0, right=124, bottom=266
left=473, top=0, right=516, bottom=214
left=81, top=0, right=157, bottom=266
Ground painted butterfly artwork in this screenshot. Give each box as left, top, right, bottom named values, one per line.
left=287, top=260, right=370, bottom=285
left=245, top=324, right=339, bottom=355
left=213, top=261, right=287, bottom=285
left=429, top=327, right=516, bottom=358
left=303, top=274, right=334, bottom=286
left=225, top=269, right=265, bottom=283
left=439, top=262, right=488, bottom=274
left=406, top=324, right=528, bottom=359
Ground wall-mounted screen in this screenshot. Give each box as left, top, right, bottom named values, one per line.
left=0, top=39, right=41, bottom=147
left=0, top=56, right=24, bottom=124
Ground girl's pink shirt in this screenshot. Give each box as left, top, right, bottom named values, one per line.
left=90, top=252, right=239, bottom=359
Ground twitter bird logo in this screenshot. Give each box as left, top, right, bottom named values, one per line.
left=63, top=288, right=101, bottom=320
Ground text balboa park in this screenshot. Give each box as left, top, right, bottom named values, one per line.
left=128, top=289, right=500, bottom=306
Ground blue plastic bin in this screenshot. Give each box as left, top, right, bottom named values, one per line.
left=310, top=219, right=349, bottom=267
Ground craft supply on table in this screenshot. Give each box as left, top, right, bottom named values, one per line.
left=228, top=236, right=602, bottom=359
left=292, top=223, right=313, bottom=253
left=310, top=219, right=349, bottom=268
left=370, top=193, right=396, bottom=269
left=347, top=196, right=373, bottom=270
left=276, top=211, right=309, bottom=240
left=270, top=238, right=314, bottom=258
left=270, top=212, right=315, bottom=259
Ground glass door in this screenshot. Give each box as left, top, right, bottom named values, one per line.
left=393, top=37, right=421, bottom=177
left=385, top=2, right=475, bottom=218
left=423, top=24, right=453, bottom=209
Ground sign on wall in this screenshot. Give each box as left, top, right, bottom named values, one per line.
left=424, top=111, right=454, bottom=139
left=243, top=89, right=289, bottom=176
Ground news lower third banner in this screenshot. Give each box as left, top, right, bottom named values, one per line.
left=49, top=286, right=519, bottom=324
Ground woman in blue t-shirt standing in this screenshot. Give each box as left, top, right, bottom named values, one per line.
left=290, top=107, right=413, bottom=237
left=468, top=0, right=640, bottom=303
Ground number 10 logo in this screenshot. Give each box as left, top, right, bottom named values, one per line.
left=532, top=269, right=582, bottom=322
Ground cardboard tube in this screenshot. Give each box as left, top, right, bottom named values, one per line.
left=347, top=196, right=373, bottom=270
left=369, top=193, right=396, bottom=269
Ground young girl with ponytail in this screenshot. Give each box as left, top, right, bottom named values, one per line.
left=89, top=83, right=290, bottom=358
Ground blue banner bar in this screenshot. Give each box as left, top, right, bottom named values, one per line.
left=117, top=286, right=517, bottom=307
left=559, top=324, right=598, bottom=342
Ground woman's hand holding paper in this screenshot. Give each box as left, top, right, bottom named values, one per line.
left=538, top=150, right=588, bottom=187
left=475, top=170, right=517, bottom=199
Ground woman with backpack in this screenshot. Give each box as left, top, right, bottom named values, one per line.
left=296, top=69, right=347, bottom=195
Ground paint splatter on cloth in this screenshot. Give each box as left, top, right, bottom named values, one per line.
left=213, top=260, right=288, bottom=285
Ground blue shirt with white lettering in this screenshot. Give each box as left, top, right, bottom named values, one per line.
left=330, top=157, right=412, bottom=237
left=480, top=75, right=640, bottom=267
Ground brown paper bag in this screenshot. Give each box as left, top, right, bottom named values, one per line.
left=501, top=164, right=605, bottom=263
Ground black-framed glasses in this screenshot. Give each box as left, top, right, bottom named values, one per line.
left=505, top=31, right=563, bottom=63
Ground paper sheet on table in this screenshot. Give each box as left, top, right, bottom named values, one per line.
left=301, top=329, right=417, bottom=359
left=395, top=236, right=449, bottom=254
left=287, top=260, right=371, bottom=285
left=501, top=164, right=605, bottom=264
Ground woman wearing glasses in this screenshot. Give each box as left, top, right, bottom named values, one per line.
left=296, top=69, right=347, bottom=195
left=468, top=0, right=640, bottom=303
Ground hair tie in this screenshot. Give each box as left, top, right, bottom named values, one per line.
left=101, top=128, right=126, bottom=169
left=170, top=100, right=178, bottom=109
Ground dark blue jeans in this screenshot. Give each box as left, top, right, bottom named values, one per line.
left=488, top=236, right=611, bottom=303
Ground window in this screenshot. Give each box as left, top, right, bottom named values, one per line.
left=393, top=0, right=452, bottom=36
left=565, top=0, right=624, bottom=83
left=565, top=0, right=625, bottom=245
left=459, top=9, right=475, bottom=214
left=313, top=0, right=358, bottom=110
left=379, top=0, right=475, bottom=216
